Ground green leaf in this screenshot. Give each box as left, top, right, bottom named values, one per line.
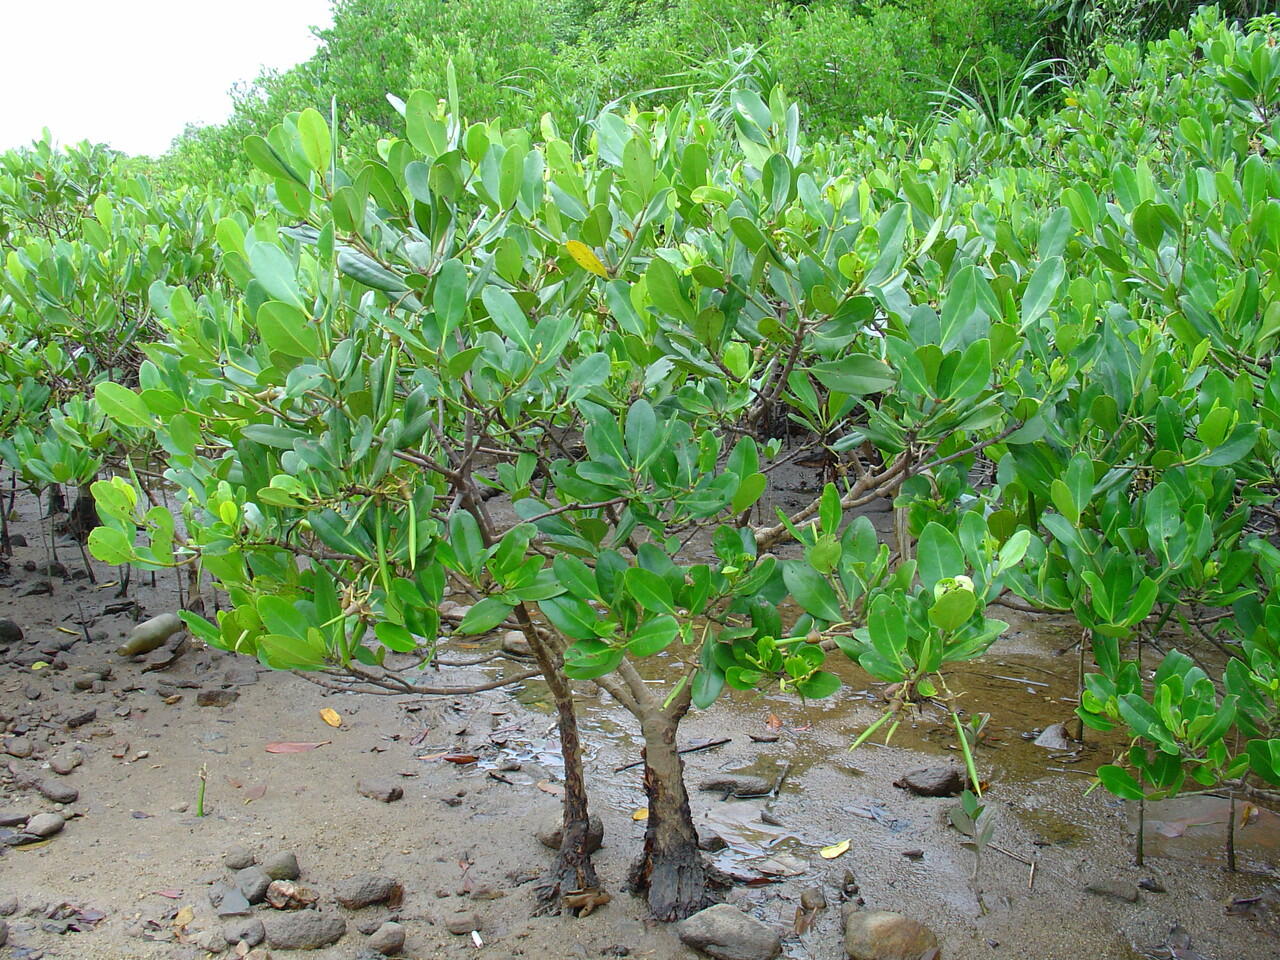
left=624, top=399, right=661, bottom=469
left=1020, top=256, right=1064, bottom=327
left=917, top=523, right=964, bottom=592
left=458, top=597, right=515, bottom=634
left=481, top=286, right=532, bottom=351
left=244, top=135, right=304, bottom=184
left=258, top=301, right=321, bottom=359
left=1096, top=764, right=1145, bottom=800
left=795, top=670, right=840, bottom=699
left=731, top=473, right=767, bottom=513
left=566, top=352, right=611, bottom=402
left=628, top=615, right=678, bottom=657
left=87, top=526, right=136, bottom=565
left=810, top=355, right=896, bottom=396
left=248, top=243, right=303, bottom=308
left=374, top=622, right=418, bottom=652
left=539, top=595, right=599, bottom=641
left=95, top=381, right=152, bottom=430
left=434, top=259, right=467, bottom=330
left=297, top=108, right=332, bottom=173
left=782, top=560, right=843, bottom=622
left=928, top=586, right=977, bottom=632
left=1246, top=739, right=1280, bottom=786
left=646, top=257, right=695, bottom=324
left=563, top=639, right=624, bottom=679
left=625, top=567, right=675, bottom=614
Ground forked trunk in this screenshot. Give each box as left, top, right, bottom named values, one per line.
left=629, top=705, right=710, bottom=921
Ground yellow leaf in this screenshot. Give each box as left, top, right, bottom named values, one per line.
left=319, top=708, right=342, bottom=728
left=632, top=807, right=649, bottom=821
left=173, top=905, right=194, bottom=928
left=565, top=240, right=610, bottom=278
left=819, top=839, right=850, bottom=859
left=31, top=661, right=48, bottom=671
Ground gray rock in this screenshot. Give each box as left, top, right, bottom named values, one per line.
left=1085, top=879, right=1139, bottom=903
left=197, top=689, right=239, bottom=708
left=445, top=910, right=478, bottom=935
left=0, top=897, right=17, bottom=916
left=223, top=664, right=259, bottom=686
left=0, top=619, right=23, bottom=645
left=262, top=851, right=300, bottom=881
left=65, top=708, right=96, bottom=729
left=697, top=828, right=728, bottom=852
left=0, top=808, right=30, bottom=828
left=841, top=906, right=939, bottom=960
left=698, top=775, right=773, bottom=797
left=333, top=874, right=402, bottom=909
left=500, top=630, right=532, bottom=657
left=223, top=917, right=265, bottom=947
left=676, top=904, right=781, bottom=960
left=262, top=912, right=345, bottom=950
left=3, top=737, right=34, bottom=758
left=0, top=918, right=7, bottom=947
left=49, top=750, right=83, bottom=775
left=236, top=867, right=273, bottom=905
left=26, top=813, right=65, bottom=838
left=892, top=766, right=964, bottom=797
left=33, top=779, right=77, bottom=804
left=1033, top=723, right=1076, bottom=751
left=117, top=613, right=184, bottom=657
left=535, top=812, right=604, bottom=853
left=215, top=886, right=252, bottom=917
left=224, top=843, right=255, bottom=870
left=194, top=927, right=227, bottom=953
left=369, top=921, right=406, bottom=955
left=357, top=779, right=403, bottom=803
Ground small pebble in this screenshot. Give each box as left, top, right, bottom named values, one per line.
left=445, top=910, right=479, bottom=935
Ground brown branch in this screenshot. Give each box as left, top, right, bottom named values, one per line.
left=519, top=496, right=628, bottom=524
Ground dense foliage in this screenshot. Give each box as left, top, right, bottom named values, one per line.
left=159, top=0, right=1042, bottom=185
left=2, top=0, right=1279, bottom=921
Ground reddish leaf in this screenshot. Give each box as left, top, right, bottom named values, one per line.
left=152, top=889, right=183, bottom=899
left=765, top=713, right=782, bottom=731
left=264, top=741, right=331, bottom=754
left=443, top=754, right=479, bottom=764
left=244, top=784, right=267, bottom=802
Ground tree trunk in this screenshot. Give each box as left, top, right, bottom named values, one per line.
left=516, top=607, right=600, bottom=914
left=629, top=703, right=710, bottom=921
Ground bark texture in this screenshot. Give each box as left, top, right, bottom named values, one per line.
left=629, top=702, right=711, bottom=921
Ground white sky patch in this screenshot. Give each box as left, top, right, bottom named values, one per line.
left=0, top=0, right=333, bottom=156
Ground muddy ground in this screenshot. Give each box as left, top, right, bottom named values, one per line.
left=0, top=481, right=1278, bottom=960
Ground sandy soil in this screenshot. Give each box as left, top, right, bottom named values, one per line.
left=0, top=482, right=1277, bottom=960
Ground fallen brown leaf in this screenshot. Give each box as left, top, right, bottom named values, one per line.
left=264, top=741, right=331, bottom=754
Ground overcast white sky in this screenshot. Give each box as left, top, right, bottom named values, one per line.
left=0, top=0, right=334, bottom=156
